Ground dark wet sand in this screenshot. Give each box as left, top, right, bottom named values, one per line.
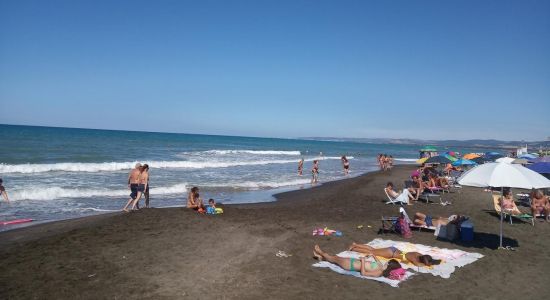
left=1, top=165, right=549, bottom=299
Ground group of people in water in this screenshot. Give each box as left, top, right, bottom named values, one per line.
left=297, top=155, right=351, bottom=184
left=122, top=163, right=150, bottom=212
left=377, top=154, right=394, bottom=171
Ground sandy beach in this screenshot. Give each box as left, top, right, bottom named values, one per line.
left=1, top=165, right=549, bottom=299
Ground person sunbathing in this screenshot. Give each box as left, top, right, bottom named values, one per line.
left=413, top=212, right=456, bottom=227
left=313, top=245, right=403, bottom=278
left=347, top=243, right=442, bottom=267
left=385, top=182, right=415, bottom=205
left=530, top=190, right=549, bottom=221
left=499, top=190, right=523, bottom=216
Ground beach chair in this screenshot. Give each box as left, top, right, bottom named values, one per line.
left=384, top=188, right=405, bottom=205
left=418, top=189, right=450, bottom=206
left=379, top=216, right=399, bottom=234
left=400, top=207, right=437, bottom=231
left=492, top=194, right=534, bottom=226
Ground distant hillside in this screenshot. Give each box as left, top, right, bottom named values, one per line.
left=301, top=137, right=549, bottom=150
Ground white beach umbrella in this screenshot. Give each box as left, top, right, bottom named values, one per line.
left=458, top=162, right=550, bottom=248
left=495, top=157, right=515, bottom=164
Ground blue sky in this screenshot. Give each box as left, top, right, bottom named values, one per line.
left=1, top=0, right=549, bottom=141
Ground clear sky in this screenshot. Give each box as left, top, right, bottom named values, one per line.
left=1, top=0, right=549, bottom=141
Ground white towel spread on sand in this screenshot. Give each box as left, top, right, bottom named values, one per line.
left=312, top=253, right=415, bottom=288
left=312, top=239, right=483, bottom=285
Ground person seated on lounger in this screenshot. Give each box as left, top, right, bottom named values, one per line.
left=385, top=182, right=415, bottom=205
left=530, top=190, right=550, bottom=221
left=413, top=212, right=456, bottom=227
left=347, top=243, right=442, bottom=267
left=499, top=190, right=523, bottom=216
left=411, top=175, right=426, bottom=200
left=312, top=245, right=403, bottom=278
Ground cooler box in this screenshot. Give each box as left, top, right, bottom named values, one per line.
left=460, top=220, right=474, bottom=242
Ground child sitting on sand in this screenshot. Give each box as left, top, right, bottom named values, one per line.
left=206, top=199, right=223, bottom=214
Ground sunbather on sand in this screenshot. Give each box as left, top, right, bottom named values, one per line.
left=313, top=245, right=403, bottom=278
left=348, top=243, right=442, bottom=267
left=499, top=190, right=523, bottom=216
left=385, top=182, right=415, bottom=205
left=413, top=212, right=453, bottom=227
left=530, top=190, right=550, bottom=221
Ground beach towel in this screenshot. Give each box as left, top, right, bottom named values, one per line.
left=312, top=253, right=415, bottom=287
left=366, top=239, right=483, bottom=278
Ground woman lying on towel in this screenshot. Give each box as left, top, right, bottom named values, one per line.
left=385, top=182, right=415, bottom=205
left=348, top=243, right=442, bottom=267
left=313, top=245, right=404, bottom=278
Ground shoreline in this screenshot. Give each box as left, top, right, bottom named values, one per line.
left=0, top=164, right=385, bottom=234
left=2, top=165, right=549, bottom=299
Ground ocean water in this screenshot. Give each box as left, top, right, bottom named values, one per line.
left=0, top=124, right=480, bottom=230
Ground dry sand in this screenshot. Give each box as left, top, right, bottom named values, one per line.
left=1, top=165, right=549, bottom=299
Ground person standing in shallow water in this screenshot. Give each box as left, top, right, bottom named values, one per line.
left=298, top=158, right=304, bottom=176
left=341, top=156, right=350, bottom=175
left=122, top=163, right=141, bottom=212
left=311, top=160, right=319, bottom=184
left=0, top=178, right=10, bottom=205
left=132, top=164, right=149, bottom=210
left=143, top=164, right=151, bottom=208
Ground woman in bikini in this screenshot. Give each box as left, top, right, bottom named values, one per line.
left=347, top=243, right=442, bottom=267
left=313, top=245, right=402, bottom=278
left=341, top=156, right=350, bottom=175
left=500, top=190, right=523, bottom=215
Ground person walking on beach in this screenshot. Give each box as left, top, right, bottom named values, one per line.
left=311, top=160, right=319, bottom=184
left=341, top=156, right=350, bottom=175
left=131, top=164, right=149, bottom=210
left=143, top=164, right=151, bottom=208
left=0, top=178, right=10, bottom=205
left=122, top=163, right=142, bottom=212
left=298, top=158, right=304, bottom=176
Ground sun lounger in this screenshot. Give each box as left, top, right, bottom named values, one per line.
left=384, top=188, right=406, bottom=205
left=400, top=207, right=437, bottom=231
left=492, top=194, right=534, bottom=226
left=380, top=208, right=436, bottom=235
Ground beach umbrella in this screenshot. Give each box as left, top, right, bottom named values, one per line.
left=446, top=151, right=457, bottom=157
left=458, top=162, right=550, bottom=248
left=512, top=158, right=529, bottom=165
left=471, top=156, right=489, bottom=164
left=495, top=157, right=515, bottom=164
left=416, top=157, right=429, bottom=164
left=519, top=153, right=537, bottom=160
left=425, top=156, right=452, bottom=164
left=452, top=159, right=477, bottom=166
left=486, top=153, right=504, bottom=161
left=443, top=154, right=458, bottom=162
left=485, top=152, right=501, bottom=156
left=530, top=156, right=550, bottom=163
left=528, top=162, right=550, bottom=174
left=463, top=153, right=480, bottom=160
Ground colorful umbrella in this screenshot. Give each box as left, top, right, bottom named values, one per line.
left=463, top=153, right=480, bottom=160
left=528, top=162, right=550, bottom=174
left=416, top=157, right=429, bottom=164
left=452, top=159, right=477, bottom=166
left=425, top=156, right=452, bottom=164
left=443, top=154, right=458, bottom=162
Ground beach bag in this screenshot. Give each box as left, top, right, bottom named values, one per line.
left=398, top=217, right=412, bottom=238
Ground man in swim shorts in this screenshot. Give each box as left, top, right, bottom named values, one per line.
left=122, top=163, right=142, bottom=212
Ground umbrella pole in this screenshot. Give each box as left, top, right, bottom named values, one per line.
left=500, top=187, right=504, bottom=249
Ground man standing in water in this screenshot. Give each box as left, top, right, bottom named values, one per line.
left=0, top=178, right=10, bottom=205
left=122, top=163, right=141, bottom=212
left=132, top=164, right=149, bottom=210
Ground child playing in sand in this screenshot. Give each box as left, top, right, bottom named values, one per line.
left=206, top=198, right=223, bottom=214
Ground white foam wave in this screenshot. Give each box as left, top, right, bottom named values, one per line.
left=9, top=183, right=189, bottom=201
left=203, top=178, right=312, bottom=190
left=202, top=150, right=301, bottom=156
left=394, top=158, right=418, bottom=162
left=0, top=156, right=345, bottom=174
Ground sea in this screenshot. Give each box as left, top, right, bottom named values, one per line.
left=0, top=124, right=488, bottom=231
